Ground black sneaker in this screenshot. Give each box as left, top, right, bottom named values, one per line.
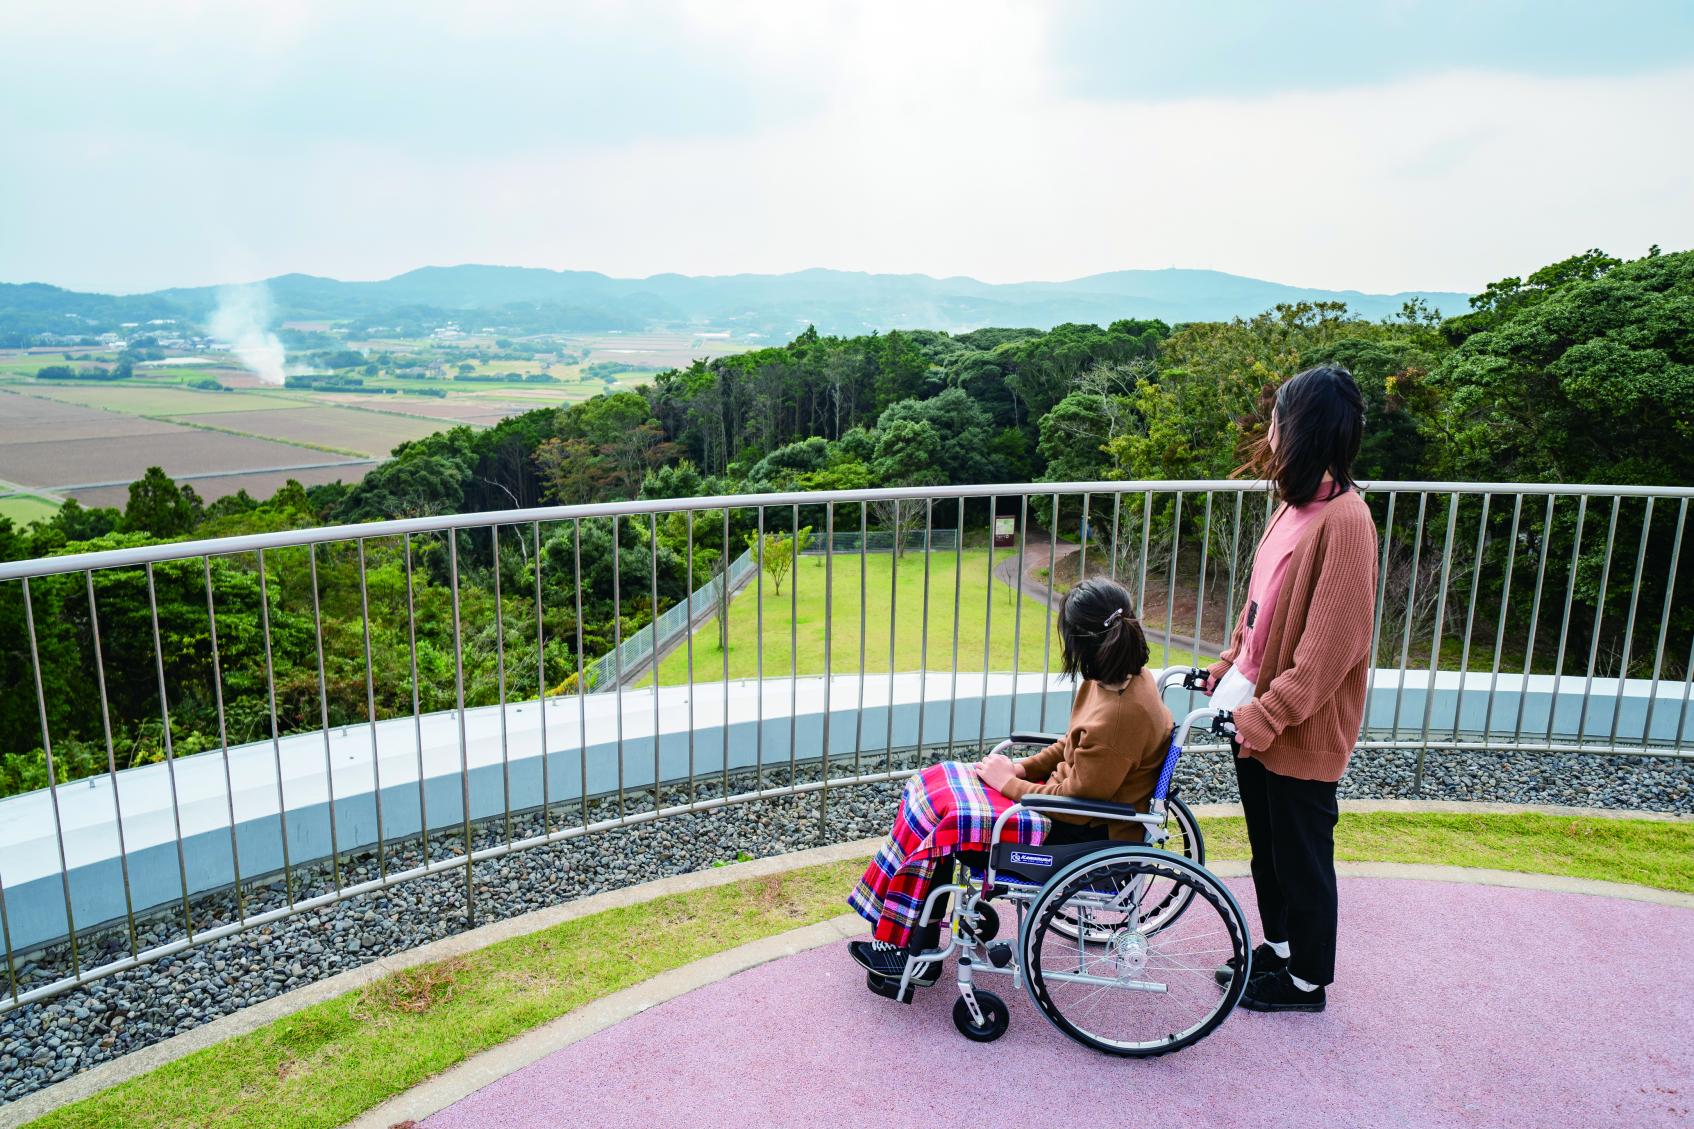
left=848, top=940, right=940, bottom=986
left=1239, top=968, right=1327, bottom=1012
left=1215, top=942, right=1288, bottom=987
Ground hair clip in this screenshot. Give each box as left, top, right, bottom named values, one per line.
left=1103, top=608, right=1124, bottom=629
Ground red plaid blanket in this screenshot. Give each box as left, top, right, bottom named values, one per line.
left=848, top=761, right=1050, bottom=946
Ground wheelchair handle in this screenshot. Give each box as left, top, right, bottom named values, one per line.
left=1158, top=666, right=1212, bottom=696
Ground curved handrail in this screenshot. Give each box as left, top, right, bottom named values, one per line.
left=4, top=478, right=1692, bottom=581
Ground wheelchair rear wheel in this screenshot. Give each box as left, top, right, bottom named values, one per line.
left=1020, top=846, right=1249, bottom=1057
left=1047, top=795, right=1205, bottom=943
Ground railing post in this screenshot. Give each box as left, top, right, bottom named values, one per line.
left=535, top=520, right=551, bottom=835
left=494, top=525, right=513, bottom=842
left=355, top=540, right=388, bottom=884
left=258, top=548, right=297, bottom=907
left=307, top=546, right=343, bottom=895
left=649, top=513, right=663, bottom=813
left=204, top=555, right=248, bottom=921
left=447, top=532, right=474, bottom=926
left=820, top=501, right=833, bottom=836
left=22, top=577, right=82, bottom=979
left=574, top=518, right=589, bottom=829
left=85, top=569, right=140, bottom=956
left=145, top=563, right=196, bottom=943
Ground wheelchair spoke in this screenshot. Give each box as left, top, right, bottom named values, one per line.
left=1023, top=851, right=1249, bottom=1056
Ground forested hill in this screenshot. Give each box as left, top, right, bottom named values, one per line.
left=1, top=246, right=1688, bottom=795
left=2, top=266, right=1469, bottom=340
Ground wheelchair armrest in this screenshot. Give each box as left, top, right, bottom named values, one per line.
left=1016, top=794, right=1142, bottom=822
left=1007, top=731, right=1063, bottom=747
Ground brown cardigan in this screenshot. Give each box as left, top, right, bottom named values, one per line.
left=1001, top=670, right=1174, bottom=840
left=1208, top=489, right=1379, bottom=782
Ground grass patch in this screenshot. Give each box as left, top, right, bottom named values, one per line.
left=645, top=549, right=1193, bottom=688
left=0, top=493, right=61, bottom=526
left=28, top=812, right=1692, bottom=1128
left=1205, top=810, right=1694, bottom=893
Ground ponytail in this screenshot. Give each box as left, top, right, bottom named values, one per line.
left=1058, top=577, right=1150, bottom=684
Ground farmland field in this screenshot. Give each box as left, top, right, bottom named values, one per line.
left=0, top=329, right=753, bottom=525
left=0, top=494, right=60, bottom=525
left=317, top=395, right=533, bottom=424
left=0, top=391, right=184, bottom=441
left=0, top=428, right=366, bottom=491
left=17, top=383, right=299, bottom=415
left=177, top=405, right=450, bottom=457
left=68, top=462, right=370, bottom=509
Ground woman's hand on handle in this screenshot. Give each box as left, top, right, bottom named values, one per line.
left=1203, top=659, right=1232, bottom=697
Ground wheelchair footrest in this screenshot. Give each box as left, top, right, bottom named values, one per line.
left=866, top=970, right=914, bottom=1004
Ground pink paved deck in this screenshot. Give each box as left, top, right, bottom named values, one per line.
left=424, top=878, right=1694, bottom=1129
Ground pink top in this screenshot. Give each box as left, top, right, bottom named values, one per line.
left=1235, top=485, right=1350, bottom=685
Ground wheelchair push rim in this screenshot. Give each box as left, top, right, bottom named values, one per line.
left=1018, top=846, right=1251, bottom=1057
left=1046, top=795, right=1206, bottom=943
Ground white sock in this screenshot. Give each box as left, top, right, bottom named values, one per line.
left=1266, top=939, right=1291, bottom=960
left=1289, top=973, right=1319, bottom=993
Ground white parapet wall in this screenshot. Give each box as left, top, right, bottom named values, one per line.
left=0, top=668, right=1686, bottom=952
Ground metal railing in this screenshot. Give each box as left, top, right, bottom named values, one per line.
left=578, top=545, right=757, bottom=692
left=0, top=478, right=1690, bottom=1014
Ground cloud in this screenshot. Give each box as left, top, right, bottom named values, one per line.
left=0, top=3, right=1689, bottom=294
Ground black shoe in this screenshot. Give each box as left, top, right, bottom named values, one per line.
left=1239, top=968, right=1327, bottom=1013
left=849, top=940, right=940, bottom=986
left=1215, top=942, right=1288, bottom=987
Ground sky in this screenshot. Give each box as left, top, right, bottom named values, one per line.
left=1, top=0, right=1690, bottom=296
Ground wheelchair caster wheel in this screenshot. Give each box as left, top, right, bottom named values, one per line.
left=953, top=991, right=1010, bottom=1042
left=867, top=971, right=913, bottom=1004
left=986, top=941, right=1013, bottom=968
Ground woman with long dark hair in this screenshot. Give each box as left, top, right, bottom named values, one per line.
left=1206, top=363, right=1378, bottom=1012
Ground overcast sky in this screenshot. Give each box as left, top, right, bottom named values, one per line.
left=2, top=0, right=1690, bottom=295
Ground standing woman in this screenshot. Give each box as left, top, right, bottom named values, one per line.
left=1206, top=363, right=1378, bottom=1013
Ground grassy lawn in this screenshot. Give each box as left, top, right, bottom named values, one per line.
left=641, top=549, right=1193, bottom=688
left=1204, top=810, right=1694, bottom=892
left=29, top=811, right=1692, bottom=1129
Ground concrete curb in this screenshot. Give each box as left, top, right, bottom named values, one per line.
left=5, top=801, right=1688, bottom=1126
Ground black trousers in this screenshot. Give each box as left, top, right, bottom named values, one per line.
left=1234, top=754, right=1341, bottom=986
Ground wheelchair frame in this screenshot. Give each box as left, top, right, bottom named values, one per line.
left=884, top=667, right=1252, bottom=1054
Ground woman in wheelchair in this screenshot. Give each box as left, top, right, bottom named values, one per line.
left=848, top=576, right=1173, bottom=985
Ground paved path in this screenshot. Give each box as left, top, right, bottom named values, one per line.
left=991, top=532, right=1222, bottom=660
left=422, top=876, right=1694, bottom=1129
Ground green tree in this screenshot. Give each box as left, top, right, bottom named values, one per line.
left=1426, top=248, right=1693, bottom=486
left=121, top=466, right=204, bottom=538
left=876, top=388, right=994, bottom=484
left=745, top=526, right=811, bottom=596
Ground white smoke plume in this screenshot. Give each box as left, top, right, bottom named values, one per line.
left=209, top=284, right=287, bottom=385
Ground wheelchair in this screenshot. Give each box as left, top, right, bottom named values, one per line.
left=871, top=667, right=1253, bottom=1057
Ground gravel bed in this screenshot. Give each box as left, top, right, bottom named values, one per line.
left=2, top=744, right=1689, bottom=1105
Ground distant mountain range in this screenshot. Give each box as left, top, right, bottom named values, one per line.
left=0, top=265, right=1472, bottom=341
